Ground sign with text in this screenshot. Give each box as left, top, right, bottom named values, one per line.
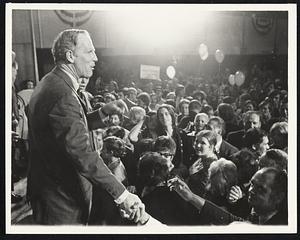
left=140, top=64, right=160, bottom=80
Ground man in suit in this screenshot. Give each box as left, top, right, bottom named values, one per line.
left=226, top=111, right=261, bottom=150
left=208, top=116, right=238, bottom=160
left=27, top=29, right=145, bottom=225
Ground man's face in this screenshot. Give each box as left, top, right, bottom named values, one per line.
left=73, top=33, right=98, bottom=78
left=180, top=103, right=189, bottom=116
left=194, top=115, right=209, bottom=132
left=248, top=170, right=278, bottom=214
left=78, top=77, right=89, bottom=91
left=137, top=98, right=146, bottom=108
left=260, top=104, right=271, bottom=119
left=109, top=114, right=121, bottom=126
left=208, top=120, right=222, bottom=136
left=256, top=136, right=269, bottom=157
left=158, top=150, right=175, bottom=172
left=27, top=81, right=34, bottom=89
left=245, top=113, right=261, bottom=130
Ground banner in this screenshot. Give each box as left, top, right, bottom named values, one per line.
left=140, top=64, right=160, bottom=80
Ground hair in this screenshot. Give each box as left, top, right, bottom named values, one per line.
left=217, top=103, right=235, bottom=123
left=178, top=98, right=190, bottom=112
left=194, top=112, right=209, bottom=124
left=102, top=136, right=127, bottom=158
left=195, top=130, right=217, bottom=147
left=105, top=125, right=126, bottom=139
left=243, top=111, right=261, bottom=124
left=269, top=122, right=288, bottom=149
left=129, top=106, right=146, bottom=123
left=188, top=100, right=202, bottom=114
left=208, top=116, right=225, bottom=136
left=52, top=29, right=88, bottom=64
left=207, top=158, right=238, bottom=196
left=243, top=128, right=267, bottom=148
left=137, top=92, right=151, bottom=107
left=193, top=90, right=207, bottom=101
left=137, top=152, right=170, bottom=187
left=109, top=112, right=124, bottom=125
left=231, top=149, right=258, bottom=184
left=259, top=149, right=288, bottom=172
left=166, top=92, right=176, bottom=100
left=157, top=104, right=176, bottom=128
left=201, top=104, right=214, bottom=115
left=127, top=87, right=137, bottom=96
left=153, top=135, right=176, bottom=155
left=175, top=84, right=185, bottom=96
left=165, top=99, right=176, bottom=108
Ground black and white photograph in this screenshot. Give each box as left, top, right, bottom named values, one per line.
left=5, top=3, right=297, bottom=234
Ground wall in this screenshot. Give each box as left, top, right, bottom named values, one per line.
left=11, top=9, right=288, bottom=85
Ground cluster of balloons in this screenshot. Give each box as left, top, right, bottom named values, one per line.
left=198, top=43, right=225, bottom=64
left=166, top=65, right=176, bottom=79
left=228, top=71, right=245, bottom=87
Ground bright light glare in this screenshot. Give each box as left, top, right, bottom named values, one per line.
left=108, top=10, right=212, bottom=50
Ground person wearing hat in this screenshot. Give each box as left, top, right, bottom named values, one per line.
left=154, top=85, right=166, bottom=108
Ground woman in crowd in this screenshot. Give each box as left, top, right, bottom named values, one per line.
left=269, top=121, right=288, bottom=152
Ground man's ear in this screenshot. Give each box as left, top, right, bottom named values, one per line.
left=66, top=50, right=75, bottom=63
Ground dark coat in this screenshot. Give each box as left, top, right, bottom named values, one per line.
left=216, top=139, right=239, bottom=160
left=226, top=129, right=245, bottom=150
left=27, top=67, right=126, bottom=225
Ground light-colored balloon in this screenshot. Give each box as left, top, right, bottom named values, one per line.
left=228, top=74, right=235, bottom=86
left=198, top=43, right=209, bottom=61
left=215, top=49, right=225, bottom=63
left=235, top=71, right=245, bottom=87
left=166, top=66, right=176, bottom=79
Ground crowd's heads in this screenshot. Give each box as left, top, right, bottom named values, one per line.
left=194, top=113, right=209, bottom=132
left=217, top=103, right=235, bottom=123
left=138, top=152, right=173, bottom=187
left=258, top=149, right=288, bottom=172
left=153, top=135, right=176, bottom=163
left=105, top=125, right=126, bottom=139
left=127, top=87, right=138, bottom=102
left=244, top=128, right=269, bottom=157
left=188, top=100, right=202, bottom=115
left=243, top=111, right=261, bottom=130
left=137, top=92, right=151, bottom=108
left=178, top=99, right=190, bottom=116
left=108, top=112, right=123, bottom=126
left=201, top=104, right=214, bottom=118
left=155, top=85, right=163, bottom=98
left=258, top=100, right=271, bottom=120
left=166, top=92, right=176, bottom=101
left=269, top=122, right=288, bottom=150
left=193, top=130, right=217, bottom=157
left=101, top=136, right=127, bottom=159
left=208, top=116, right=225, bottom=137
left=207, top=158, right=238, bottom=197
left=129, top=106, right=146, bottom=125
left=145, top=111, right=158, bottom=130
left=193, top=90, right=207, bottom=103
left=104, top=92, right=116, bottom=103
left=175, top=84, right=185, bottom=97
left=231, top=149, right=259, bottom=185
left=248, top=167, right=287, bottom=215
left=157, top=104, right=176, bottom=128
left=269, top=89, right=281, bottom=106
left=244, top=100, right=255, bottom=112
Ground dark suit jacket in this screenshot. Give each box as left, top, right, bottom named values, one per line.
left=27, top=67, right=126, bottom=224
left=226, top=129, right=245, bottom=150
left=216, top=139, right=239, bottom=160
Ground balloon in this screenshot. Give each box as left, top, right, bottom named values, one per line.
left=235, top=71, right=245, bottom=87
left=228, top=74, right=235, bottom=86
left=198, top=43, right=209, bottom=61
left=215, top=49, right=225, bottom=63
left=166, top=66, right=176, bottom=79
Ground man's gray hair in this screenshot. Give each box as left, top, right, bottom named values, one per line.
left=51, top=29, right=88, bottom=64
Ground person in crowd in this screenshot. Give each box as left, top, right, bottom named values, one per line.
left=243, top=100, right=255, bottom=113
left=258, top=149, right=288, bottom=172
left=168, top=167, right=288, bottom=225
left=90, top=95, right=105, bottom=110
left=201, top=104, right=214, bottom=119
left=154, top=85, right=166, bottom=107
left=193, top=90, right=207, bottom=105
left=149, top=92, right=158, bottom=111
left=205, top=159, right=238, bottom=211
left=129, top=111, right=158, bottom=143
left=124, top=87, right=138, bottom=110
left=177, top=99, right=190, bottom=123
left=166, top=92, right=176, bottom=101
left=18, top=79, right=35, bottom=107
left=216, top=103, right=241, bottom=137
left=279, top=96, right=288, bottom=122
left=27, top=29, right=145, bottom=225
left=108, top=112, right=124, bottom=127
left=269, top=121, right=288, bottom=152
left=137, top=152, right=198, bottom=225
left=227, top=111, right=262, bottom=149
left=178, top=99, right=202, bottom=129
left=123, top=106, right=146, bottom=131
left=243, top=128, right=270, bottom=159
left=268, top=89, right=281, bottom=118
left=11, top=51, right=23, bottom=203
left=104, top=92, right=116, bottom=103
left=175, top=84, right=185, bottom=110
left=207, top=116, right=238, bottom=160
left=156, top=104, right=185, bottom=178
left=187, top=130, right=218, bottom=197
left=258, top=99, right=275, bottom=132
left=137, top=92, right=151, bottom=114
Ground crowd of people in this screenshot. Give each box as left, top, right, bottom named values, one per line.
left=11, top=29, right=288, bottom=226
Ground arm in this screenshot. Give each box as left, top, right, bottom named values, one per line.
left=128, top=119, right=144, bottom=143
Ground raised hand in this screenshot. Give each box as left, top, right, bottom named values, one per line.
left=189, top=158, right=204, bottom=175
left=167, top=176, right=194, bottom=202
left=228, top=185, right=243, bottom=203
